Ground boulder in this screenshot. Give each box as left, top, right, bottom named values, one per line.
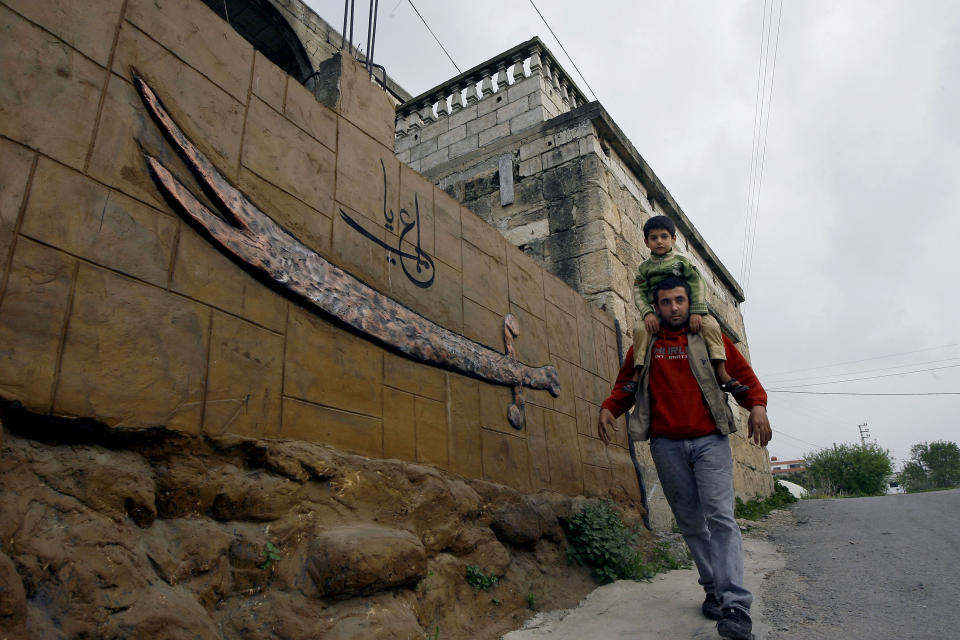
left=490, top=500, right=542, bottom=549
left=100, top=585, right=220, bottom=640
left=307, top=525, right=427, bottom=597
left=0, top=551, right=26, bottom=636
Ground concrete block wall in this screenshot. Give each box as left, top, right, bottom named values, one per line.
left=0, top=0, right=642, bottom=504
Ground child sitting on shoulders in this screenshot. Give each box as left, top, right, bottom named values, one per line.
left=630, top=215, right=748, bottom=394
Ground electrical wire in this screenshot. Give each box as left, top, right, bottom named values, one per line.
left=774, top=392, right=849, bottom=426
left=739, top=0, right=770, bottom=283
left=743, top=0, right=783, bottom=296
left=770, top=390, right=960, bottom=396
left=739, top=0, right=783, bottom=296
left=743, top=0, right=778, bottom=286
left=760, top=342, right=960, bottom=378
left=767, top=363, right=960, bottom=390
left=406, top=0, right=461, bottom=73
left=772, top=429, right=827, bottom=449
left=527, top=0, right=597, bottom=101
left=764, top=357, right=960, bottom=386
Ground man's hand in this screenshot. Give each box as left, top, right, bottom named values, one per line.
left=598, top=407, right=618, bottom=445
left=747, top=405, right=772, bottom=447
left=643, top=313, right=660, bottom=334
left=689, top=314, right=703, bottom=333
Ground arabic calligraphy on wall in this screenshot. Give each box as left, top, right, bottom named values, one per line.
left=339, top=159, right=435, bottom=288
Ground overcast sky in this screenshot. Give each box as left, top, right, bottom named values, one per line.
left=306, top=0, right=959, bottom=468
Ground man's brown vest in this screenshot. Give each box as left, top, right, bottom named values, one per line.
left=628, top=332, right=738, bottom=441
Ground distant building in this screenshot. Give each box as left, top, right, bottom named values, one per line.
left=770, top=456, right=806, bottom=474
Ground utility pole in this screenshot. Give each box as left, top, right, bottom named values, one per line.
left=858, top=423, right=870, bottom=445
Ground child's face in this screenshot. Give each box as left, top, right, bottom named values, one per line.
left=645, top=228, right=675, bottom=256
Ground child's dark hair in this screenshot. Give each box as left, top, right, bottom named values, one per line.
left=642, top=215, right=676, bottom=239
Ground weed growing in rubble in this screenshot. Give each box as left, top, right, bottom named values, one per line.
left=565, top=500, right=687, bottom=583
left=465, top=565, right=498, bottom=591
left=525, top=592, right=538, bottom=610
left=651, top=539, right=692, bottom=570
left=734, top=481, right=798, bottom=520
left=417, top=569, right=436, bottom=594
left=259, top=541, right=282, bottom=570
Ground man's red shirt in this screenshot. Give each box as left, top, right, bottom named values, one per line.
left=601, top=330, right=766, bottom=438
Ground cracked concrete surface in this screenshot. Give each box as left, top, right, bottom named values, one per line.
left=503, top=519, right=785, bottom=640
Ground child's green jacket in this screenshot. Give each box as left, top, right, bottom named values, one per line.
left=632, top=248, right=709, bottom=318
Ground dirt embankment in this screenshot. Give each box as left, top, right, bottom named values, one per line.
left=0, top=404, right=647, bottom=639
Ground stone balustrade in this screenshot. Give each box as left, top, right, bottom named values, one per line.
left=394, top=37, right=590, bottom=172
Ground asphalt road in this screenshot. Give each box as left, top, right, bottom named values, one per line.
left=503, top=490, right=960, bottom=639
left=760, top=488, right=960, bottom=639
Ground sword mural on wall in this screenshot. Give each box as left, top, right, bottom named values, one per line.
left=132, top=73, right=559, bottom=429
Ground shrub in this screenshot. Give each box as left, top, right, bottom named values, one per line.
left=805, top=442, right=894, bottom=497
left=564, top=500, right=689, bottom=583
left=735, top=480, right=798, bottom=520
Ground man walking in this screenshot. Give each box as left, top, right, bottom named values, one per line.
left=598, top=276, right=772, bottom=640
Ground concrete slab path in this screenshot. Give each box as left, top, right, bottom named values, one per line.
left=503, top=536, right=782, bottom=640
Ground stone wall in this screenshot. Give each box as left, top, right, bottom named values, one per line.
left=395, top=61, right=772, bottom=504
left=426, top=112, right=772, bottom=507
left=0, top=0, right=639, bottom=504
left=395, top=38, right=589, bottom=174
left=432, top=113, right=748, bottom=349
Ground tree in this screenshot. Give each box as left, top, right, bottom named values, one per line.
left=899, top=460, right=930, bottom=492
left=804, top=442, right=894, bottom=497
left=898, top=441, right=960, bottom=492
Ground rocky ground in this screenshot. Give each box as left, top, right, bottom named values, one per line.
left=0, top=402, right=649, bottom=640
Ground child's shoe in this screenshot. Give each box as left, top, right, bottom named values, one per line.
left=719, top=378, right=749, bottom=395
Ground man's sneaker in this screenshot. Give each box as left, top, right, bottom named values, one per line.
left=701, top=593, right=722, bottom=620
left=717, top=606, right=752, bottom=639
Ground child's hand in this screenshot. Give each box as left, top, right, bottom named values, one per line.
left=689, top=314, right=703, bottom=333
left=644, top=314, right=660, bottom=333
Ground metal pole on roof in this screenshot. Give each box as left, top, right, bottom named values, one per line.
left=365, top=0, right=374, bottom=71
left=368, top=0, right=380, bottom=74
left=349, top=0, right=356, bottom=53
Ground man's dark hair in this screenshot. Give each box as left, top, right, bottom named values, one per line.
left=642, top=215, right=676, bottom=239
left=652, top=276, right=691, bottom=305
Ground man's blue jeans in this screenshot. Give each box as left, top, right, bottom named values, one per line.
left=649, top=433, right=752, bottom=613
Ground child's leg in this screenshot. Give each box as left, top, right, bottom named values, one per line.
left=631, top=321, right=653, bottom=382
left=702, top=315, right=749, bottom=393
left=700, top=315, right=731, bottom=381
